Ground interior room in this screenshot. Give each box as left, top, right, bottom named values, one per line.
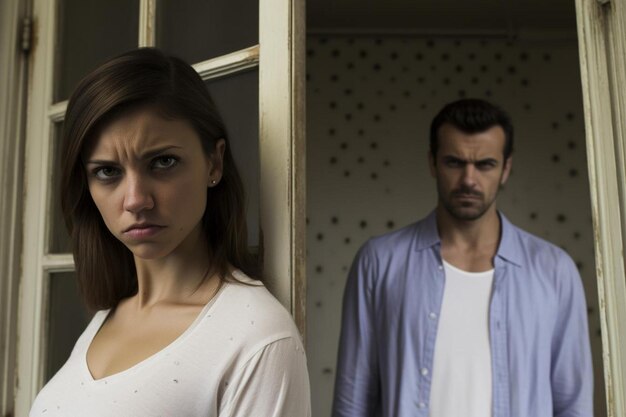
left=305, top=1, right=606, bottom=416
left=3, top=0, right=624, bottom=415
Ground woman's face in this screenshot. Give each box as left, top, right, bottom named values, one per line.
left=84, top=106, right=224, bottom=260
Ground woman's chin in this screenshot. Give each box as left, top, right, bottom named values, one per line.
left=125, top=243, right=173, bottom=261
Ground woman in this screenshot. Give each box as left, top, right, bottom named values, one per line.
left=30, top=48, right=310, bottom=417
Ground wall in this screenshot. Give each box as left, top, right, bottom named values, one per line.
left=306, top=35, right=605, bottom=417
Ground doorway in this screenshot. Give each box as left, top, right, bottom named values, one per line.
left=305, top=1, right=606, bottom=416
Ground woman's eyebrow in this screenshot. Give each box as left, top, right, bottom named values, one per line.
left=140, top=145, right=183, bottom=160
left=85, top=158, right=118, bottom=166
left=85, top=145, right=183, bottom=165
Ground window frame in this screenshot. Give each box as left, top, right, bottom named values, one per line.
left=12, top=0, right=305, bottom=414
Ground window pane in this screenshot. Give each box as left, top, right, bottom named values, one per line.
left=156, top=0, right=258, bottom=64
left=205, top=70, right=259, bottom=246
left=49, top=122, right=72, bottom=254
left=54, top=0, right=139, bottom=102
left=45, top=271, right=91, bottom=382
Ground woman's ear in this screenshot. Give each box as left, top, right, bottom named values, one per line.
left=207, top=139, right=226, bottom=187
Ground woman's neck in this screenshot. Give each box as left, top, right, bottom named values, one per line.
left=131, top=227, right=217, bottom=309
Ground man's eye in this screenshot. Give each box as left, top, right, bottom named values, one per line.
left=445, top=160, right=463, bottom=167
left=152, top=156, right=178, bottom=169
left=93, top=166, right=120, bottom=180
left=476, top=161, right=496, bottom=170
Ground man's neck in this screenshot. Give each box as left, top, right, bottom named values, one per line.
left=436, top=205, right=502, bottom=272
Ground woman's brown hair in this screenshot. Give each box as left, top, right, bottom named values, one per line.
left=61, top=48, right=258, bottom=311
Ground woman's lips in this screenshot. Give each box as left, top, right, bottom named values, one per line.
left=123, top=225, right=165, bottom=239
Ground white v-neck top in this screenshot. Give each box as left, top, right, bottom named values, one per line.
left=429, top=261, right=494, bottom=417
left=29, top=272, right=311, bottom=417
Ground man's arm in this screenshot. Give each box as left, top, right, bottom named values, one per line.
left=332, top=243, right=381, bottom=417
left=551, top=253, right=594, bottom=417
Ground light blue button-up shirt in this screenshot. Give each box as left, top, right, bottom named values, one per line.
left=332, top=211, right=593, bottom=417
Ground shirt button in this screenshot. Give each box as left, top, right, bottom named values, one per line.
left=429, top=312, right=437, bottom=320
left=421, top=368, right=429, bottom=376
left=418, top=402, right=426, bottom=409
left=438, top=265, right=443, bottom=270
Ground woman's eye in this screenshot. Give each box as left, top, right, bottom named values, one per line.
left=152, top=156, right=178, bottom=169
left=93, top=166, right=120, bottom=180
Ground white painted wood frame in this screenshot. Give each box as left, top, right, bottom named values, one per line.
left=14, top=0, right=59, bottom=414
left=0, top=0, right=29, bottom=415
left=259, top=0, right=307, bottom=334
left=575, top=0, right=626, bottom=415
left=138, top=0, right=156, bottom=47
left=13, top=0, right=306, bottom=415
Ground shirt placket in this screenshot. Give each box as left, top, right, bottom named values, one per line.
left=418, top=248, right=446, bottom=415
left=490, top=261, right=511, bottom=417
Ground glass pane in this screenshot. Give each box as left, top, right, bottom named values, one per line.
left=156, top=0, right=258, bottom=64
left=49, top=122, right=72, bottom=254
left=54, top=0, right=140, bottom=102
left=205, top=70, right=259, bottom=246
left=45, top=271, right=92, bottom=382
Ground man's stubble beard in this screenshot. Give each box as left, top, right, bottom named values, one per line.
left=436, top=178, right=503, bottom=222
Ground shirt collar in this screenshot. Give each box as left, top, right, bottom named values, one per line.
left=413, top=210, right=441, bottom=251
left=495, top=212, right=523, bottom=267
left=413, top=209, right=523, bottom=267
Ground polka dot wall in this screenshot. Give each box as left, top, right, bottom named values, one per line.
left=306, top=35, right=605, bottom=417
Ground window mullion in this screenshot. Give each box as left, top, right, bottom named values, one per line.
left=49, top=101, right=67, bottom=122
left=42, top=254, right=75, bottom=271
left=193, top=45, right=259, bottom=81
left=138, top=0, right=156, bottom=47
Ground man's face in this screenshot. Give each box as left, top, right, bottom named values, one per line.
left=429, top=124, right=512, bottom=221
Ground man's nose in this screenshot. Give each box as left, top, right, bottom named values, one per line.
left=123, top=174, right=154, bottom=213
left=460, top=164, right=478, bottom=187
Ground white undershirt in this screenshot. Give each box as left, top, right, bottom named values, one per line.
left=429, top=261, right=494, bottom=417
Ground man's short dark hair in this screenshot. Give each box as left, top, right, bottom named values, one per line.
left=429, top=98, right=514, bottom=159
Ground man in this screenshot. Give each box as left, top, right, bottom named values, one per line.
left=332, top=99, right=593, bottom=417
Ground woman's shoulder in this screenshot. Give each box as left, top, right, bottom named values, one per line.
left=220, top=270, right=297, bottom=326
left=207, top=270, right=302, bottom=346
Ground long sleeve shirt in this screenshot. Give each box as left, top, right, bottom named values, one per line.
left=332, top=211, right=593, bottom=417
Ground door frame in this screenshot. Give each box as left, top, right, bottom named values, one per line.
left=575, top=0, right=626, bottom=415
left=0, top=0, right=29, bottom=415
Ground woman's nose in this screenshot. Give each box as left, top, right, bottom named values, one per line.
left=122, top=174, right=154, bottom=213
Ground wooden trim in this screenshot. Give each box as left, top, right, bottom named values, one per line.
left=42, top=254, right=74, bottom=270
left=193, top=45, right=260, bottom=81
left=575, top=0, right=626, bottom=415
left=48, top=100, right=66, bottom=122
left=0, top=0, right=28, bottom=414
left=291, top=0, right=306, bottom=340
left=138, top=0, right=156, bottom=47
left=14, top=0, right=56, bottom=414
left=259, top=0, right=306, bottom=337
left=307, top=27, right=578, bottom=41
